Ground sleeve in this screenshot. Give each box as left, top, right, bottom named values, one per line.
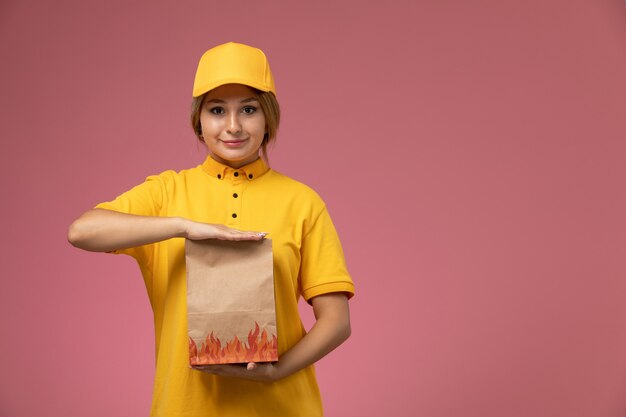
left=93, top=172, right=170, bottom=264
left=299, top=205, right=355, bottom=303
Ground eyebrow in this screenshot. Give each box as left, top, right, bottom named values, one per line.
left=205, top=97, right=259, bottom=104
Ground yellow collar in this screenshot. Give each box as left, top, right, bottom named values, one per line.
left=201, top=156, right=269, bottom=181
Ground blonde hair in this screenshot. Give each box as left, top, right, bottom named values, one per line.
left=190, top=89, right=281, bottom=161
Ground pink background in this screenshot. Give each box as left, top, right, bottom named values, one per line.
left=1, top=0, right=626, bottom=416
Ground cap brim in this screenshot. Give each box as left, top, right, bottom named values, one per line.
left=192, top=79, right=273, bottom=97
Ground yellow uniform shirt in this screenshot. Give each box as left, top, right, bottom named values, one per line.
left=95, top=156, right=355, bottom=417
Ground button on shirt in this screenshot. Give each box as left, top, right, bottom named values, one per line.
left=94, top=155, right=354, bottom=417
left=202, top=159, right=266, bottom=228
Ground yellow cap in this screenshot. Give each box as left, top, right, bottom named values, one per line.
left=192, top=42, right=276, bottom=97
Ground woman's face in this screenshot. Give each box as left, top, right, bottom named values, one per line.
left=200, top=83, right=266, bottom=168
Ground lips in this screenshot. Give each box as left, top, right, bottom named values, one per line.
left=221, top=139, right=248, bottom=147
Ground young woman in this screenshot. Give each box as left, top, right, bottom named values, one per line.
left=68, top=42, right=354, bottom=417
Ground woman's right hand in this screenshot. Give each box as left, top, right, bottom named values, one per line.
left=68, top=208, right=266, bottom=253
left=183, top=221, right=266, bottom=241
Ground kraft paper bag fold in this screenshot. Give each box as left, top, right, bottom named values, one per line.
left=186, top=238, right=278, bottom=365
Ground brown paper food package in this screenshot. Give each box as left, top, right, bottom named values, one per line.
left=186, top=238, right=278, bottom=365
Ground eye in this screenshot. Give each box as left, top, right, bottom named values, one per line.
left=209, top=107, right=225, bottom=115
left=242, top=106, right=257, bottom=115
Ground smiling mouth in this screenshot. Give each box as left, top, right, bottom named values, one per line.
left=221, top=139, right=248, bottom=147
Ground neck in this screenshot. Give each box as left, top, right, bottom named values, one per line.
left=210, top=154, right=260, bottom=169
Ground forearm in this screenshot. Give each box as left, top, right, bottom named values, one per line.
left=190, top=294, right=351, bottom=382
left=67, top=208, right=186, bottom=253
left=275, top=293, right=351, bottom=380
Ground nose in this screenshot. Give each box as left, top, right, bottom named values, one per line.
left=226, top=112, right=242, bottom=135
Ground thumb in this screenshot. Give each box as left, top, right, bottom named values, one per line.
left=246, top=362, right=257, bottom=371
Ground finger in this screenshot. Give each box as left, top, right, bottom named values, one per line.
left=192, top=364, right=224, bottom=371
left=233, top=232, right=266, bottom=240
left=217, top=231, right=267, bottom=241
left=246, top=362, right=257, bottom=371
left=193, top=364, right=237, bottom=371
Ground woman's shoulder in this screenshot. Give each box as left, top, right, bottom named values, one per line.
left=266, top=169, right=325, bottom=204
left=141, top=163, right=208, bottom=184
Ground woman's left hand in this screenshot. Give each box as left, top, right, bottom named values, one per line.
left=191, top=362, right=281, bottom=383
left=192, top=293, right=350, bottom=383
